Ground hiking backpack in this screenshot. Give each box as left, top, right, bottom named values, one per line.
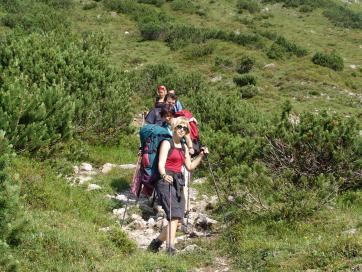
left=174, top=109, right=201, bottom=156
left=137, top=124, right=172, bottom=197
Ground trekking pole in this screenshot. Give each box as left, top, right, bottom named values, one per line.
left=168, top=183, right=172, bottom=256
left=121, top=155, right=141, bottom=228
left=204, top=154, right=228, bottom=224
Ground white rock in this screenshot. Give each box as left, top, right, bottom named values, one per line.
left=99, top=227, right=111, bottom=232
left=350, top=64, right=357, bottom=69
left=182, top=244, right=201, bottom=252
left=147, top=218, right=155, bottom=227
left=342, top=228, right=358, bottom=235
left=110, top=11, right=117, bottom=17
left=264, top=63, right=276, bottom=69
left=119, top=164, right=137, bottom=169
left=101, top=163, right=115, bottom=174
left=359, top=130, right=362, bottom=136
left=131, top=214, right=142, bottom=221
left=77, top=175, right=93, bottom=185
left=359, top=45, right=362, bottom=49
left=262, top=7, right=269, bottom=12
left=80, top=163, right=93, bottom=172
left=125, top=31, right=130, bottom=35
left=73, top=166, right=79, bottom=174
left=131, top=219, right=147, bottom=230
left=115, top=194, right=128, bottom=202
left=113, top=208, right=126, bottom=216
left=87, top=184, right=101, bottom=191
left=210, top=75, right=222, bottom=82
left=227, top=195, right=235, bottom=202
left=193, top=177, right=207, bottom=184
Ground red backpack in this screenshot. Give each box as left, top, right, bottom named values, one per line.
left=174, top=109, right=202, bottom=156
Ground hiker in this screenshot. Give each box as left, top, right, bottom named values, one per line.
left=155, top=85, right=167, bottom=108
left=145, top=101, right=164, bottom=125
left=168, top=89, right=183, bottom=112
left=145, top=85, right=168, bottom=125
left=148, top=118, right=209, bottom=254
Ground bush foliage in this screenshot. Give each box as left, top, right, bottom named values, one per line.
left=236, top=55, right=255, bottom=74
left=0, top=31, right=132, bottom=153
left=237, top=0, right=261, bottom=14
left=312, top=51, right=344, bottom=71
left=0, top=133, right=25, bottom=271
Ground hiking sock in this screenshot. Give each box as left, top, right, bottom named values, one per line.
left=148, top=238, right=163, bottom=253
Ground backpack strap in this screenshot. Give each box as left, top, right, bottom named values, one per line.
left=167, top=139, right=186, bottom=158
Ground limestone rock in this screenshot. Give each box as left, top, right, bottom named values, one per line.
left=87, top=184, right=101, bottom=191
left=80, top=163, right=92, bottom=172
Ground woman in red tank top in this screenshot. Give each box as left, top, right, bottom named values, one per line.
left=148, top=117, right=209, bottom=254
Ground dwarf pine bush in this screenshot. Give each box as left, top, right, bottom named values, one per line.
left=237, top=0, right=261, bottom=14
left=236, top=55, right=255, bottom=74
left=312, top=51, right=344, bottom=71
left=234, top=74, right=257, bottom=87
left=0, top=133, right=25, bottom=271
left=0, top=31, right=132, bottom=153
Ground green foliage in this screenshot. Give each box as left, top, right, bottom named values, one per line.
left=134, top=63, right=205, bottom=97
left=82, top=2, right=97, bottom=10
left=236, top=55, right=255, bottom=74
left=312, top=51, right=344, bottom=71
left=237, top=0, right=261, bottom=14
left=267, top=35, right=307, bottom=59
left=240, top=84, right=259, bottom=99
left=214, top=56, right=234, bottom=70
left=323, top=5, right=362, bottom=29
left=1, top=2, right=71, bottom=33
left=261, top=0, right=329, bottom=9
left=182, top=43, right=215, bottom=59
left=170, top=0, right=198, bottom=14
left=234, top=74, right=257, bottom=87
left=0, top=133, right=25, bottom=271
left=138, top=0, right=165, bottom=7
left=264, top=109, right=361, bottom=190
left=0, top=31, right=132, bottom=153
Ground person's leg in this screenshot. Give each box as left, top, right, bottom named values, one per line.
left=157, top=218, right=179, bottom=245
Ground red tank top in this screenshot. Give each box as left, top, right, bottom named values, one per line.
left=165, top=146, right=185, bottom=173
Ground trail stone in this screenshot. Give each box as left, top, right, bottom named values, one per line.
left=113, top=208, right=126, bottom=217
left=210, top=75, right=222, bottom=82
left=80, top=163, right=92, bottom=171
left=352, top=264, right=362, bottom=272
left=182, top=244, right=201, bottom=252
left=193, top=177, right=207, bottom=184
left=77, top=175, right=93, bottom=185
left=119, top=164, right=137, bottom=169
left=264, top=63, right=276, bottom=69
left=73, top=166, right=79, bottom=174
left=350, top=64, right=357, bottom=69
left=131, top=214, right=142, bottom=221
left=131, top=219, right=147, bottom=230
left=342, top=228, right=357, bottom=236
left=101, top=163, right=115, bottom=174
left=115, top=194, right=128, bottom=202
left=87, top=184, right=101, bottom=191
left=147, top=218, right=156, bottom=227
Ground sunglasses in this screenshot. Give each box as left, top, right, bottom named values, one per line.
left=176, top=125, right=189, bottom=133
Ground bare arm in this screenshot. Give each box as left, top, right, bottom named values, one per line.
left=184, top=146, right=206, bottom=171
left=158, top=140, right=173, bottom=183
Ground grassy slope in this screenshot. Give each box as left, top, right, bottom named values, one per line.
left=4, top=0, right=362, bottom=271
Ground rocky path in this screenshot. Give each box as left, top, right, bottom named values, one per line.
left=67, top=161, right=231, bottom=271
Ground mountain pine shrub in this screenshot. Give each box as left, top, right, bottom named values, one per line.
left=182, top=43, right=215, bottom=59
left=234, top=74, right=257, bottom=87
left=170, top=0, right=198, bottom=14
left=236, top=55, right=255, bottom=74
left=237, top=0, right=261, bottom=14
left=312, top=51, right=344, bottom=71
left=0, top=132, right=26, bottom=271
left=137, top=0, right=165, bottom=7
left=0, top=31, right=132, bottom=152
left=1, top=2, right=71, bottom=33
left=240, top=84, right=259, bottom=99
left=323, top=5, right=362, bottom=29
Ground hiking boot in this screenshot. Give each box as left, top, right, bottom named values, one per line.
left=147, top=238, right=163, bottom=253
